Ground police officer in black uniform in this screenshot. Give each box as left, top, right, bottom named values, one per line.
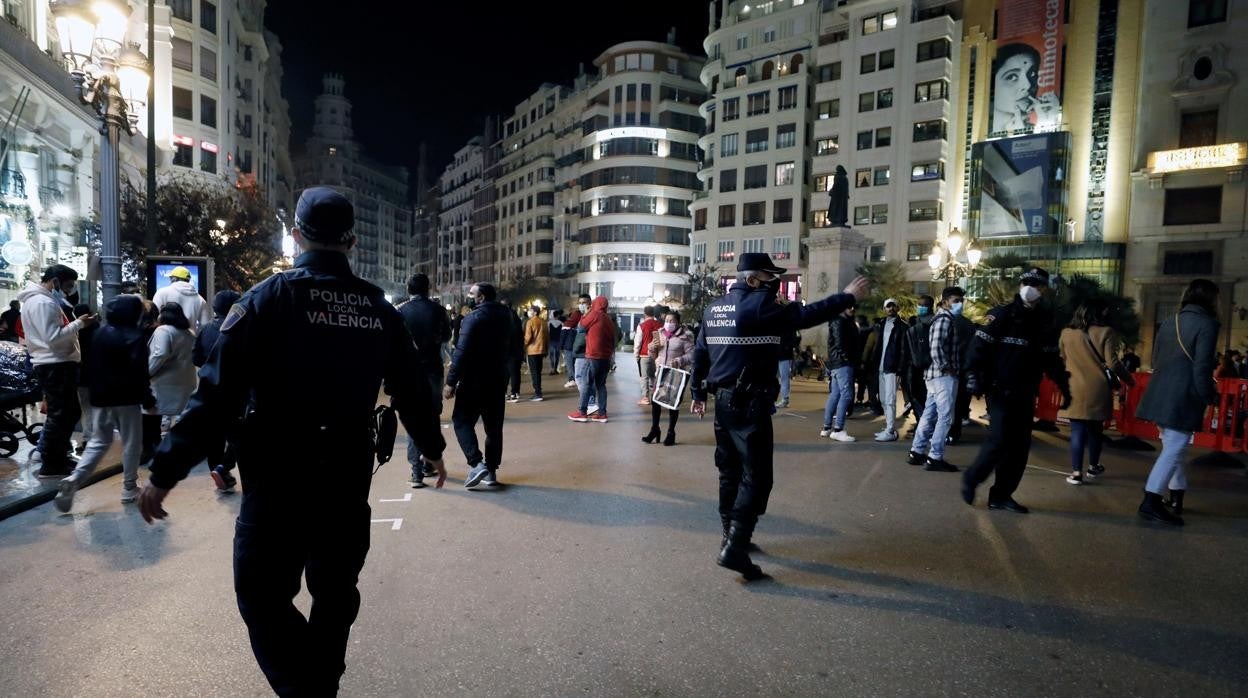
left=691, top=253, right=868, bottom=580
left=962, top=266, right=1070, bottom=513
left=139, top=187, right=447, bottom=696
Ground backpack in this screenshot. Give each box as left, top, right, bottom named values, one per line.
left=907, top=318, right=933, bottom=370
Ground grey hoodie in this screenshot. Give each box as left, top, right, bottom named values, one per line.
left=151, top=280, right=213, bottom=334
left=17, top=281, right=86, bottom=365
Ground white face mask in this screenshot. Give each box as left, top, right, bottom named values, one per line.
left=527, top=311, right=536, bottom=318
left=1019, top=285, right=1043, bottom=304
left=578, top=303, right=588, bottom=313
left=664, top=322, right=678, bottom=333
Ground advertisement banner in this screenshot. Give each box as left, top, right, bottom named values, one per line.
left=990, top=0, right=1065, bottom=135
left=969, top=132, right=1070, bottom=237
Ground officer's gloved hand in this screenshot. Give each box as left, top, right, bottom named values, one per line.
left=1059, top=391, right=1073, bottom=410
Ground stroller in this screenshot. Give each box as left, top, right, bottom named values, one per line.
left=0, top=341, right=43, bottom=458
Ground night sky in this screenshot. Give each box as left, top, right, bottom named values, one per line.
left=265, top=1, right=711, bottom=188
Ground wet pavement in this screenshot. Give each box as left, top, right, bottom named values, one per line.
left=0, top=367, right=1245, bottom=696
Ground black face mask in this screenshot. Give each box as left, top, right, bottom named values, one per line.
left=466, top=297, right=478, bottom=309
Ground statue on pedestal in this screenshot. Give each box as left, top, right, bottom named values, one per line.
left=827, top=165, right=849, bottom=227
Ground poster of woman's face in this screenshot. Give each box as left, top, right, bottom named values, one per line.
left=991, top=43, right=1061, bottom=134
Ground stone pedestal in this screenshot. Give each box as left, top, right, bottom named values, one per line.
left=800, top=226, right=871, bottom=354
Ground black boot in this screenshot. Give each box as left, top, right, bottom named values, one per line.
left=717, top=523, right=768, bottom=581
left=1138, top=491, right=1184, bottom=526
left=663, top=430, right=676, bottom=446
left=1167, top=489, right=1186, bottom=517
left=641, top=427, right=661, bottom=444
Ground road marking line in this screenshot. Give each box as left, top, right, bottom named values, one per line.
left=379, top=493, right=412, bottom=503
left=371, top=518, right=403, bottom=531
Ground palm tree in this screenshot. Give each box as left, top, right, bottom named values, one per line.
left=855, top=260, right=917, bottom=315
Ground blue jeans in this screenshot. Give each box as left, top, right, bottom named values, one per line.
left=548, top=341, right=561, bottom=372
left=563, top=350, right=575, bottom=377
left=1069, top=419, right=1104, bottom=473
left=910, top=375, right=957, bottom=460
left=1145, top=427, right=1191, bottom=494
left=777, top=360, right=792, bottom=403
left=579, top=358, right=611, bottom=414
left=822, top=366, right=854, bottom=430
left=574, top=358, right=596, bottom=407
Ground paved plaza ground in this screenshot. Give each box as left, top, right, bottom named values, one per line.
left=0, top=368, right=1245, bottom=696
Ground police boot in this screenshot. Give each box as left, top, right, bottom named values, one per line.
left=720, top=517, right=760, bottom=553
left=718, top=523, right=768, bottom=581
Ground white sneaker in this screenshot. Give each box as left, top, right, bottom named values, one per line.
left=1065, top=474, right=1083, bottom=486
left=121, top=485, right=142, bottom=503
left=819, top=427, right=833, bottom=437
left=874, top=430, right=898, bottom=442
left=829, top=430, right=856, bottom=443
left=562, top=381, right=577, bottom=388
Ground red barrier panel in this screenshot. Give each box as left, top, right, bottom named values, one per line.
left=1035, top=377, right=1062, bottom=422
left=1112, top=373, right=1247, bottom=453
left=1116, top=372, right=1158, bottom=441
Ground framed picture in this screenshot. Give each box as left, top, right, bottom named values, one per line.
left=652, top=365, right=691, bottom=410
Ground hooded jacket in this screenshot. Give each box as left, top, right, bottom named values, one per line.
left=17, top=281, right=86, bottom=365
left=151, top=280, right=214, bottom=334
left=149, top=323, right=198, bottom=415
left=579, top=296, right=616, bottom=360
left=560, top=311, right=580, bottom=352
left=88, top=295, right=151, bottom=407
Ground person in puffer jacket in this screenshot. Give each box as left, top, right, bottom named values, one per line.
left=149, top=303, right=198, bottom=429
left=642, top=310, right=695, bottom=446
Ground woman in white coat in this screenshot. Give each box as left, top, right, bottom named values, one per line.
left=148, top=302, right=198, bottom=429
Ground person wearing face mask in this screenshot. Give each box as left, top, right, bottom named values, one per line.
left=691, top=252, right=868, bottom=581
left=522, top=305, right=548, bottom=401
left=899, top=295, right=936, bottom=431
left=905, top=287, right=965, bottom=474
left=962, top=267, right=1071, bottom=514
left=19, top=264, right=98, bottom=479
left=642, top=311, right=694, bottom=445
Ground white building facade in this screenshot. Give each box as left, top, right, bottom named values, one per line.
left=435, top=137, right=482, bottom=303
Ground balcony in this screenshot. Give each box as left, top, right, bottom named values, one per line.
left=1, top=168, right=25, bottom=199
left=552, top=263, right=580, bottom=279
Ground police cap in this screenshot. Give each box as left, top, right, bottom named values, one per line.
left=1021, top=266, right=1051, bottom=287
left=736, top=252, right=786, bottom=276
left=295, top=187, right=354, bottom=244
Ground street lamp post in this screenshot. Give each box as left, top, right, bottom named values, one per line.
left=927, top=227, right=982, bottom=288
left=50, top=0, right=151, bottom=310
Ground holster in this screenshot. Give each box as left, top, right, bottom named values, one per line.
left=371, top=405, right=398, bottom=465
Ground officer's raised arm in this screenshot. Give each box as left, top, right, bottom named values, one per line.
left=770, top=275, right=869, bottom=331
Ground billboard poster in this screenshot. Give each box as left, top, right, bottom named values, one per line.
left=969, top=132, right=1070, bottom=237
left=990, top=0, right=1065, bottom=135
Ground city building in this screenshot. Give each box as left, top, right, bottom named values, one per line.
left=293, top=74, right=414, bottom=298
left=435, top=137, right=483, bottom=304
left=1126, top=0, right=1246, bottom=360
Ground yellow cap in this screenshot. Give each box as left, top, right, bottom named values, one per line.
left=167, top=266, right=192, bottom=280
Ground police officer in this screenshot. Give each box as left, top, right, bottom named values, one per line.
left=138, top=187, right=447, bottom=696
left=691, top=253, right=868, bottom=580
left=962, top=267, right=1070, bottom=513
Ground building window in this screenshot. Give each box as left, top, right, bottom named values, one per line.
left=857, top=131, right=873, bottom=150
left=778, top=85, right=798, bottom=111
left=872, top=204, right=888, bottom=225
left=776, top=123, right=797, bottom=149
left=1163, top=187, right=1222, bottom=225
left=862, top=10, right=898, bottom=35
left=694, top=209, right=707, bottom=231
left=736, top=34, right=748, bottom=50
left=917, top=38, right=951, bottom=62
left=873, top=166, right=890, bottom=186
left=722, top=98, right=740, bottom=121
left=744, top=203, right=766, bottom=225
left=855, top=168, right=872, bottom=187
left=875, top=127, right=892, bottom=147
left=1163, top=249, right=1215, bottom=275
left=1188, top=0, right=1228, bottom=28
left=200, top=47, right=217, bottom=81
left=813, top=210, right=830, bottom=227
left=693, top=242, right=708, bottom=264
left=815, top=136, right=839, bottom=156
left=854, top=206, right=870, bottom=226
left=172, top=86, right=193, bottom=119
left=815, top=174, right=830, bottom=191
left=909, top=200, right=942, bottom=222
left=763, top=26, right=777, bottom=42
left=915, top=79, right=949, bottom=103
left=772, top=236, right=792, bottom=260
left=817, top=99, right=840, bottom=119
left=906, top=242, right=926, bottom=261
left=718, top=206, right=736, bottom=228
left=869, top=243, right=886, bottom=261
left=721, top=133, right=739, bottom=157
left=861, top=54, right=876, bottom=74
left=818, top=62, right=842, bottom=82
left=200, top=143, right=217, bottom=173
left=201, top=1, right=217, bottom=33
left=745, top=128, right=769, bottom=153
left=858, top=92, right=875, bottom=113
left=172, top=37, right=193, bottom=71
left=200, top=95, right=216, bottom=128
left=877, top=88, right=893, bottom=110
left=775, top=162, right=795, bottom=186
left=911, top=161, right=944, bottom=181
left=1179, top=109, right=1218, bottom=148
left=173, top=138, right=194, bottom=167
left=747, top=91, right=770, bottom=116
left=913, top=119, right=946, bottom=142
left=773, top=199, right=793, bottom=223
left=717, top=239, right=736, bottom=260
left=879, top=49, right=895, bottom=70
left=719, top=169, right=737, bottom=192
left=170, top=0, right=192, bottom=22
left=744, top=164, right=768, bottom=189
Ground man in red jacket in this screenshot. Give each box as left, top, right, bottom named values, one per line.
left=568, top=296, right=616, bottom=423
left=635, top=305, right=662, bottom=406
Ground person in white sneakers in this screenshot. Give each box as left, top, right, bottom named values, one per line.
left=151, top=266, right=213, bottom=334
left=871, top=299, right=909, bottom=442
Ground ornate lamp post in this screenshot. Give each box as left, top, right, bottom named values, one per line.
left=50, top=0, right=151, bottom=308
left=927, top=227, right=982, bottom=286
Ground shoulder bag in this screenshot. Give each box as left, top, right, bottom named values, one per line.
left=1082, top=330, right=1120, bottom=391
left=1175, top=314, right=1194, bottom=362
